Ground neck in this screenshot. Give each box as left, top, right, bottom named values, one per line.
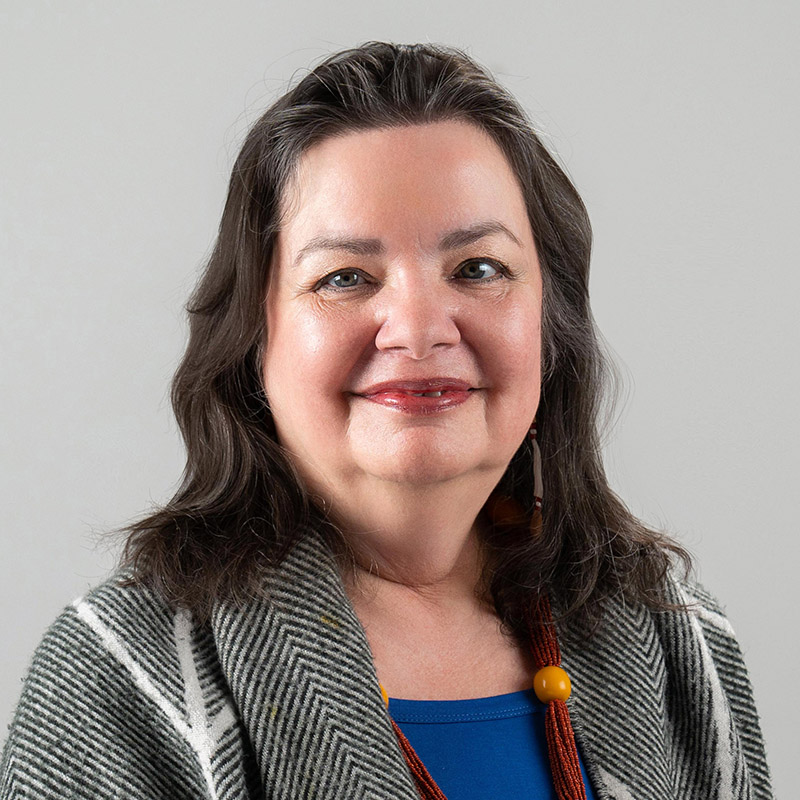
left=324, top=473, right=499, bottom=614
left=343, top=519, right=491, bottom=614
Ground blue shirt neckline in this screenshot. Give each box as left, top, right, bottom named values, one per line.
left=388, top=688, right=547, bottom=724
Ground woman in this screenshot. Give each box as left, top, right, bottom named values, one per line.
left=0, top=41, right=772, bottom=800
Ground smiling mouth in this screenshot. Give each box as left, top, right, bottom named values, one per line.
left=355, top=387, right=476, bottom=414
left=357, top=388, right=476, bottom=398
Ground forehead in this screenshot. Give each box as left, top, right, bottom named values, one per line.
left=277, top=120, right=532, bottom=250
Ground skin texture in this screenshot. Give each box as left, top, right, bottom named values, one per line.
left=263, top=121, right=543, bottom=697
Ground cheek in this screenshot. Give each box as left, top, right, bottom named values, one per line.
left=264, top=303, right=366, bottom=409
left=480, top=299, right=542, bottom=392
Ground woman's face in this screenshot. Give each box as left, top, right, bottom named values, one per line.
left=263, top=120, right=542, bottom=496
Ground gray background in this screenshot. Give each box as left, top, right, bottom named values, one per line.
left=1, top=2, right=796, bottom=796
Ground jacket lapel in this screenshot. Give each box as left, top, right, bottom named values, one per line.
left=560, top=596, right=675, bottom=800
left=211, top=525, right=419, bottom=799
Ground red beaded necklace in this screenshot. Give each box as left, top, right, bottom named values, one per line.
left=378, top=424, right=588, bottom=800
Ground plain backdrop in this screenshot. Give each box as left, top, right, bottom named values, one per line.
left=1, top=1, right=797, bottom=796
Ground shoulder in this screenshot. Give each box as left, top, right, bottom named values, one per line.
left=6, top=571, right=181, bottom=707
left=672, top=573, right=731, bottom=621
left=653, top=571, right=753, bottom=694
left=68, top=570, right=188, bottom=682
left=660, top=572, right=774, bottom=797
left=1, top=572, right=237, bottom=799
left=571, top=571, right=773, bottom=799
left=16, top=571, right=187, bottom=709
left=663, top=573, right=753, bottom=677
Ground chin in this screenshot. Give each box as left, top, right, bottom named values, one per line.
left=356, top=448, right=478, bottom=486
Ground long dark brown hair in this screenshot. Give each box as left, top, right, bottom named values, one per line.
left=117, top=41, right=691, bottom=640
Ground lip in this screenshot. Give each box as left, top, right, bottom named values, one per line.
left=357, top=389, right=475, bottom=414
left=356, top=378, right=474, bottom=396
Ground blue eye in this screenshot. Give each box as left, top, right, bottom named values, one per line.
left=322, top=270, right=366, bottom=289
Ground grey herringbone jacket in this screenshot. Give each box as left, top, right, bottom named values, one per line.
left=1, top=524, right=773, bottom=799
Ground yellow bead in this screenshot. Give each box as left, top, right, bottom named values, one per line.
left=379, top=683, right=389, bottom=708
left=533, top=665, right=572, bottom=703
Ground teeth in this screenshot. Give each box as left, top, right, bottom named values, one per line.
left=410, top=391, right=444, bottom=397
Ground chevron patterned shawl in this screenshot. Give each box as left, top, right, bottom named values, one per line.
left=1, top=524, right=773, bottom=799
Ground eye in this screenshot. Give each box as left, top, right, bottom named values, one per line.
left=319, top=270, right=368, bottom=290
left=456, top=258, right=505, bottom=281
left=315, top=259, right=510, bottom=292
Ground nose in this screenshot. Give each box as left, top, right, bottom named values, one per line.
left=373, top=271, right=461, bottom=359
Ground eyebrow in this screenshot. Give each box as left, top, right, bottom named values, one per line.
left=291, top=219, right=523, bottom=269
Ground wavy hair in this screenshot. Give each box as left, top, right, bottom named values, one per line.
left=117, top=41, right=691, bottom=638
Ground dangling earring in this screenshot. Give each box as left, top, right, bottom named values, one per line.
left=484, top=419, right=544, bottom=533
left=529, top=420, right=543, bottom=537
